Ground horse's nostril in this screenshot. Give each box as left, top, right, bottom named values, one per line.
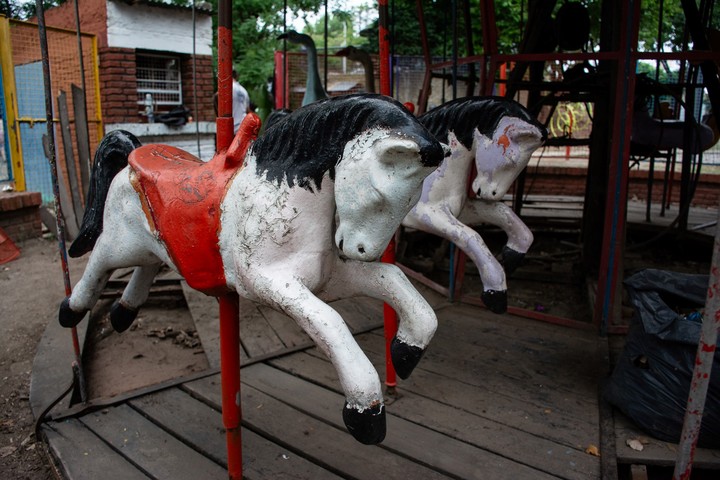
left=492, top=190, right=497, bottom=197
left=476, top=187, right=482, bottom=196
left=358, top=245, right=365, bottom=254
left=339, top=239, right=344, bottom=252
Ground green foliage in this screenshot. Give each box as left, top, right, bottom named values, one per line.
left=4, top=0, right=66, bottom=20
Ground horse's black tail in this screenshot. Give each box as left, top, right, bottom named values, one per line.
left=68, top=130, right=141, bottom=258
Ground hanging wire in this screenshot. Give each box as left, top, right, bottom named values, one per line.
left=192, top=0, right=201, bottom=158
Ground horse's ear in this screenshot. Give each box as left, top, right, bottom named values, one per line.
left=506, top=122, right=545, bottom=149
left=226, top=113, right=262, bottom=167
left=376, top=138, right=420, bottom=163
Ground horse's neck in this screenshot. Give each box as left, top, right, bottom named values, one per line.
left=304, top=43, right=325, bottom=96
left=444, top=133, right=475, bottom=180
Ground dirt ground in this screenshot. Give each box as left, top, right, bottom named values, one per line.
left=0, top=237, right=83, bottom=478
left=0, top=237, right=208, bottom=478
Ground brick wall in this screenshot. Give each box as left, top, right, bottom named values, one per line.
left=99, top=47, right=138, bottom=123
left=0, top=192, right=43, bottom=241
left=523, top=166, right=720, bottom=208
left=180, top=54, right=215, bottom=123
left=42, top=0, right=108, bottom=47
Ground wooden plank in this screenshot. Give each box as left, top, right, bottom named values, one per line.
left=71, top=84, right=91, bottom=198
left=130, top=387, right=343, bottom=480
left=613, top=411, right=720, bottom=469
left=238, top=296, right=286, bottom=357
left=257, top=305, right=311, bottom=348
left=350, top=334, right=599, bottom=449
left=185, top=374, right=458, bottom=480
left=360, top=328, right=601, bottom=423
left=181, top=281, right=249, bottom=367
left=58, top=90, right=84, bottom=223
left=331, top=296, right=384, bottom=332
left=42, top=419, right=149, bottom=480
left=238, top=363, right=561, bottom=480
left=30, top=317, right=88, bottom=418
left=268, top=348, right=601, bottom=479
left=79, top=403, right=227, bottom=478
left=42, top=134, right=79, bottom=239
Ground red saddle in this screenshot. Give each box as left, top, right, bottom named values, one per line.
left=128, top=113, right=261, bottom=296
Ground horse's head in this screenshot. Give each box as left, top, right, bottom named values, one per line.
left=334, top=129, right=447, bottom=261
left=419, top=96, right=547, bottom=202
left=251, top=93, right=446, bottom=261
left=471, top=116, right=545, bottom=201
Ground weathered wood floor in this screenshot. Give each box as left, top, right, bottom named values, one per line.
left=35, top=281, right=610, bottom=480
left=31, top=199, right=720, bottom=479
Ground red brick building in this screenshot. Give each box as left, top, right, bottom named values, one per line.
left=44, top=0, right=217, bottom=159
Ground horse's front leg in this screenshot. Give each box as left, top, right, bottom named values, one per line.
left=251, top=273, right=386, bottom=445
left=458, top=199, right=534, bottom=275
left=413, top=206, right=507, bottom=313
left=321, top=260, right=437, bottom=380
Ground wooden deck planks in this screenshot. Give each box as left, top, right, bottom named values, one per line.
left=129, top=387, right=343, bottom=480
left=184, top=373, right=455, bottom=480
left=79, top=403, right=227, bottom=479
left=42, top=419, right=150, bottom=480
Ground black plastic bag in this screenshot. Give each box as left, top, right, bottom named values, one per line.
left=156, top=106, right=191, bottom=127
left=604, top=269, right=720, bottom=448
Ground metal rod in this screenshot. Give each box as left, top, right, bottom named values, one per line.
left=35, top=0, right=86, bottom=404
left=672, top=208, right=720, bottom=480
left=219, top=293, right=242, bottom=480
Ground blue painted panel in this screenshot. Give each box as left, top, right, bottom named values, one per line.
left=15, top=62, right=53, bottom=202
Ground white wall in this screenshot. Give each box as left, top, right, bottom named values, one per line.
left=107, top=1, right=212, bottom=55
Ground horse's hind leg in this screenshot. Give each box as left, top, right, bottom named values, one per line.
left=322, top=260, right=438, bottom=380
left=109, top=264, right=162, bottom=332
left=59, top=248, right=115, bottom=328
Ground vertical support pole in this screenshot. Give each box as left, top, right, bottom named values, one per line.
left=672, top=208, right=720, bottom=480
left=378, top=0, right=398, bottom=390
left=219, top=293, right=242, bottom=480
left=216, top=0, right=234, bottom=152
left=36, top=0, right=86, bottom=404
left=217, top=2, right=241, bottom=478
left=0, top=17, right=26, bottom=191
left=593, top=0, right=640, bottom=335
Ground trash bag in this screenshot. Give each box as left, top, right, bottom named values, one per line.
left=604, top=269, right=720, bottom=448
left=156, top=106, right=191, bottom=127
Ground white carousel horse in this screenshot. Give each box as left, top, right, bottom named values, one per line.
left=59, top=94, right=448, bottom=445
left=402, top=96, right=547, bottom=313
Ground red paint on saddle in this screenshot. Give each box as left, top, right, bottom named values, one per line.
left=129, top=114, right=261, bottom=296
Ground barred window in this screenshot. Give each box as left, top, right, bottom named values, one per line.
left=136, top=53, right=182, bottom=108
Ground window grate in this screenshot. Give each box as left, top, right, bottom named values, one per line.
left=136, top=54, right=182, bottom=106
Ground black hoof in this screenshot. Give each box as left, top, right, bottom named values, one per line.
left=482, top=289, right=507, bottom=314
left=342, top=403, right=386, bottom=445
left=59, top=297, right=87, bottom=328
left=500, top=246, right=525, bottom=275
left=391, top=337, right=425, bottom=380
left=110, top=301, right=138, bottom=333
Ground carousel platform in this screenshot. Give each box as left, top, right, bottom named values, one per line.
left=29, top=197, right=720, bottom=479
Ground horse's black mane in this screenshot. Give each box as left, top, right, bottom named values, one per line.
left=418, top=96, right=548, bottom=150
left=251, top=93, right=443, bottom=190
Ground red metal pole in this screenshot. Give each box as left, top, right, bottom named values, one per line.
left=219, top=293, right=241, bottom=479
left=217, top=1, right=241, bottom=478
left=217, top=0, right=234, bottom=152
left=377, top=0, right=399, bottom=389
left=673, top=208, right=720, bottom=480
